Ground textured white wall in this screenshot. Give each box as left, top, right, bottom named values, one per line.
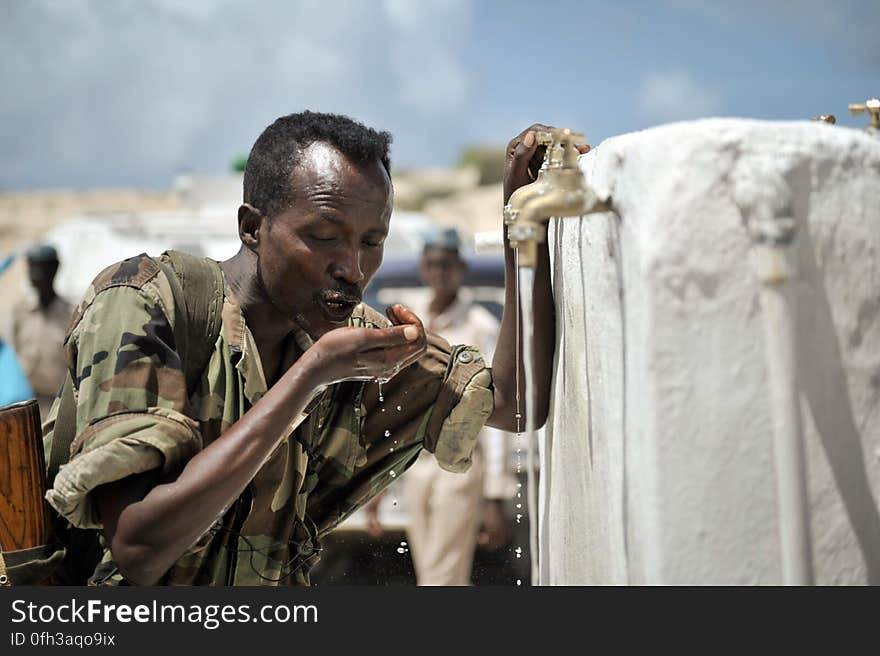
left=540, top=119, right=880, bottom=584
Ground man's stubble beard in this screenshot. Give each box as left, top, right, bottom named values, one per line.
left=256, top=253, right=317, bottom=339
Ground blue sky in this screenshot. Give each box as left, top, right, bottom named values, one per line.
left=1, top=0, right=877, bottom=189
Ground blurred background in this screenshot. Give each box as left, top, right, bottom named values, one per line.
left=2, top=0, right=877, bottom=291
left=1, top=0, right=877, bottom=585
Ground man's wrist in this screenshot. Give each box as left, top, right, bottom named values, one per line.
left=288, top=345, right=331, bottom=396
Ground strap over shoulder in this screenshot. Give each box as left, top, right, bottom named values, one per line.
left=155, top=250, right=225, bottom=399
left=50, top=250, right=224, bottom=485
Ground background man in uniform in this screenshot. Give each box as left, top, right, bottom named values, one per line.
left=10, top=244, right=72, bottom=419
left=367, top=227, right=517, bottom=585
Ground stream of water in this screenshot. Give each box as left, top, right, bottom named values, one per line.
left=517, top=265, right=539, bottom=586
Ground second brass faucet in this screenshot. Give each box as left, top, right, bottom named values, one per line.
left=503, top=128, right=610, bottom=268
left=849, top=98, right=880, bottom=135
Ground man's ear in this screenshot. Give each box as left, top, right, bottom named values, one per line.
left=237, top=203, right=265, bottom=252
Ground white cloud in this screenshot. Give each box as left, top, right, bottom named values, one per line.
left=384, top=0, right=473, bottom=114
left=0, top=0, right=476, bottom=188
left=637, top=69, right=722, bottom=125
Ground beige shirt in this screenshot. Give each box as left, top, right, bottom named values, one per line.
left=411, top=290, right=517, bottom=499
left=11, top=294, right=72, bottom=412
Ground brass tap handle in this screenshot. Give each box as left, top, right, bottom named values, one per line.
left=534, top=128, right=587, bottom=169
left=849, top=98, right=880, bottom=129
left=534, top=128, right=586, bottom=147
left=535, top=130, right=555, bottom=146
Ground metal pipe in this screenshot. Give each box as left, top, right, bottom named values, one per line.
left=752, top=242, right=814, bottom=584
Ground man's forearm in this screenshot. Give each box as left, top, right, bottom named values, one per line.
left=101, top=357, right=324, bottom=585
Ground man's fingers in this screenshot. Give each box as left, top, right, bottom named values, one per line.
left=385, top=305, right=424, bottom=342
left=577, top=144, right=591, bottom=154
left=332, top=309, right=428, bottom=381
left=386, top=303, right=423, bottom=329
left=509, top=131, right=539, bottom=180
left=358, top=324, right=423, bottom=348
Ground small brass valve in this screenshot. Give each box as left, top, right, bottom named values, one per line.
left=849, top=98, right=880, bottom=132
left=533, top=128, right=586, bottom=170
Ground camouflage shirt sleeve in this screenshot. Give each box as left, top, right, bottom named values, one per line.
left=423, top=342, right=494, bottom=473
left=46, top=266, right=202, bottom=529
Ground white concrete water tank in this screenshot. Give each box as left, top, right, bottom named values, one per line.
left=540, top=119, right=880, bottom=585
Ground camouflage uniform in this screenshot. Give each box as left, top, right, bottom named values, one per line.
left=43, top=253, right=493, bottom=585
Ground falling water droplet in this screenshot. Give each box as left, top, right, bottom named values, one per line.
left=389, top=470, right=396, bottom=478
left=396, top=405, right=402, bottom=411
left=392, top=499, right=398, bottom=506
left=516, top=503, right=522, bottom=509
left=516, top=579, right=522, bottom=586
left=400, top=541, right=407, bottom=546
left=397, top=547, right=407, bottom=554
left=384, top=429, right=391, bottom=437
left=378, top=382, right=384, bottom=403
left=516, top=514, right=522, bottom=523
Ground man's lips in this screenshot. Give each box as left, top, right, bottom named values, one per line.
left=318, top=290, right=361, bottom=322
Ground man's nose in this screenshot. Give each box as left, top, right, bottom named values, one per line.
left=332, top=248, right=365, bottom=285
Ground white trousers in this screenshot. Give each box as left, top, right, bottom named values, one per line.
left=403, top=449, right=484, bottom=586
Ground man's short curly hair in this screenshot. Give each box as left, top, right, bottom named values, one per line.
left=243, top=110, right=392, bottom=218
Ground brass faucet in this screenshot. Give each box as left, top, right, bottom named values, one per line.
left=503, top=128, right=610, bottom=268
left=849, top=98, right=880, bottom=134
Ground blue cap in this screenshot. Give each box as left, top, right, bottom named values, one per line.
left=422, top=227, right=461, bottom=251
